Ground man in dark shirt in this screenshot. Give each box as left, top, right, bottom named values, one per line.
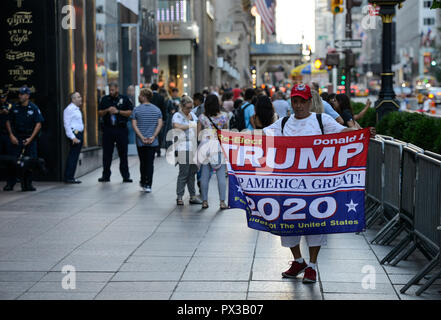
left=5, top=86, right=44, bottom=192
left=98, top=82, right=134, bottom=183
left=150, top=83, right=165, bottom=157
left=0, top=87, right=12, bottom=157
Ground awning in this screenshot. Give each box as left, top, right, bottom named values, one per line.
left=291, top=63, right=328, bottom=77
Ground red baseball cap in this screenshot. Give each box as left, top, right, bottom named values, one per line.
left=290, top=84, right=312, bottom=100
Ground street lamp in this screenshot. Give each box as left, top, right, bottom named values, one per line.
left=368, top=0, right=406, bottom=123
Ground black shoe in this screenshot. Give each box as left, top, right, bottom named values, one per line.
left=98, top=177, right=110, bottom=183
left=3, top=185, right=14, bottom=192
left=22, top=185, right=36, bottom=192
left=65, top=180, right=82, bottom=184
left=123, top=178, right=133, bottom=183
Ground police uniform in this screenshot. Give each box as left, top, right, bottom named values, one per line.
left=7, top=100, right=44, bottom=191
left=98, top=94, right=133, bottom=181
left=0, top=99, right=13, bottom=156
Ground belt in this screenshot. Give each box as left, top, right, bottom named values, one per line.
left=72, top=130, right=83, bottom=135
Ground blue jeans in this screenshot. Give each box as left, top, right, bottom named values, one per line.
left=200, top=163, right=226, bottom=202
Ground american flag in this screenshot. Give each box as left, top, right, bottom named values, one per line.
left=255, top=0, right=276, bottom=35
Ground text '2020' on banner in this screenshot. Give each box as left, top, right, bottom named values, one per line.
left=220, top=128, right=371, bottom=237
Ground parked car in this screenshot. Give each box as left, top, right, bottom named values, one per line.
left=429, top=87, right=441, bottom=105
left=394, top=86, right=412, bottom=97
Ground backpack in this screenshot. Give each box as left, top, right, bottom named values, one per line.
left=229, top=103, right=251, bottom=131
left=281, top=114, right=324, bottom=135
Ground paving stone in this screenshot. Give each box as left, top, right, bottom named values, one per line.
left=112, top=272, right=182, bottom=282
left=101, top=281, right=177, bottom=292
left=321, top=281, right=396, bottom=295
left=29, top=281, right=107, bottom=293
left=324, top=293, right=399, bottom=300
left=95, top=291, right=172, bottom=300
left=175, top=281, right=249, bottom=292
left=170, top=292, right=247, bottom=300
left=39, top=272, right=114, bottom=283
left=0, top=272, right=46, bottom=282
left=247, top=291, right=322, bottom=300
left=18, top=292, right=97, bottom=300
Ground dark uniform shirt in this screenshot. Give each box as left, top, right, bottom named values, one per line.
left=8, top=102, right=44, bottom=138
left=0, top=101, right=13, bottom=135
left=98, top=94, right=134, bottom=128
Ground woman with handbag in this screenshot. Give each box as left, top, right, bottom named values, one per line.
left=197, top=94, right=230, bottom=210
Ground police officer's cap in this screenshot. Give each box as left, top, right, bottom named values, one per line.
left=19, top=86, right=31, bottom=95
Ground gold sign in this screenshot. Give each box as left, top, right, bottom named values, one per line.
left=6, top=50, right=35, bottom=62
left=8, top=65, right=34, bottom=81
left=9, top=29, right=32, bottom=46
left=7, top=11, right=33, bottom=26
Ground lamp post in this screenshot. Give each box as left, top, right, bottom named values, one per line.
left=368, top=0, right=405, bottom=122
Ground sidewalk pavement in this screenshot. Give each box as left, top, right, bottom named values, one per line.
left=0, top=156, right=440, bottom=300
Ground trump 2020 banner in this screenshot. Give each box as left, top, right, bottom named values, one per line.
left=219, top=128, right=371, bottom=236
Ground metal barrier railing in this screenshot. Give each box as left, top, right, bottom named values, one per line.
left=380, top=146, right=422, bottom=265
left=365, top=138, right=441, bottom=296
left=365, top=139, right=384, bottom=227
left=400, top=153, right=441, bottom=296
left=370, top=140, right=404, bottom=245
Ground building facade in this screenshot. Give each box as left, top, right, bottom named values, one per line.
left=1, top=0, right=158, bottom=181
left=214, top=0, right=253, bottom=88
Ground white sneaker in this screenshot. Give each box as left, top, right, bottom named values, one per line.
left=144, top=186, right=152, bottom=193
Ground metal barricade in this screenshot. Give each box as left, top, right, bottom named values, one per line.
left=380, top=146, right=421, bottom=264
left=365, top=138, right=384, bottom=226
left=424, top=150, right=441, bottom=162
left=371, top=140, right=404, bottom=244
left=400, top=153, right=441, bottom=295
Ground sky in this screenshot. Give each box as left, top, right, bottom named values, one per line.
left=276, top=0, right=316, bottom=51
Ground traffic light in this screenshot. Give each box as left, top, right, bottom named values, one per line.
left=314, top=59, right=324, bottom=70
left=331, top=0, right=344, bottom=14
left=341, top=75, right=346, bottom=85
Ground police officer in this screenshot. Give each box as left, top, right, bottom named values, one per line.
left=5, top=86, right=44, bottom=192
left=0, top=86, right=12, bottom=156
left=98, top=82, right=133, bottom=183
left=1, top=86, right=13, bottom=190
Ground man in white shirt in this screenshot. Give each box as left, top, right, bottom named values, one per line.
left=264, top=84, right=367, bottom=284
left=63, top=92, right=84, bottom=184
left=272, top=91, right=291, bottom=118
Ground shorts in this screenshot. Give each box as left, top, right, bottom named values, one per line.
left=281, top=234, right=327, bottom=248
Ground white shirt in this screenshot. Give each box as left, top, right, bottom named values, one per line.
left=172, top=111, right=198, bottom=151
left=63, top=103, right=84, bottom=140
left=273, top=99, right=291, bottom=118
left=263, top=113, right=346, bottom=137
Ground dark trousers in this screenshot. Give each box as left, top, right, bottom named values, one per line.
left=0, top=133, right=11, bottom=155
left=8, top=139, right=37, bottom=187
left=137, top=146, right=156, bottom=187
left=102, top=127, right=130, bottom=179
left=0, top=134, right=12, bottom=182
left=64, top=132, right=83, bottom=181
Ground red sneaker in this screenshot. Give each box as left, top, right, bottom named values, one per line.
left=282, top=261, right=308, bottom=279
left=302, top=267, right=317, bottom=284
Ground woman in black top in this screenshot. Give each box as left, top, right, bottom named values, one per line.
left=250, top=95, right=278, bottom=130
left=331, top=94, right=359, bottom=129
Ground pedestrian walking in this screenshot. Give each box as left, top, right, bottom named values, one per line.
left=150, top=83, right=166, bottom=157
left=263, top=84, right=360, bottom=283
left=172, top=95, right=202, bottom=206
left=98, top=82, right=134, bottom=183
left=197, top=94, right=229, bottom=210
left=5, top=86, right=44, bottom=192
left=159, top=88, right=175, bottom=149
left=131, top=88, right=163, bottom=193
left=272, top=91, right=291, bottom=118
left=63, top=92, right=84, bottom=184
left=250, top=95, right=278, bottom=130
